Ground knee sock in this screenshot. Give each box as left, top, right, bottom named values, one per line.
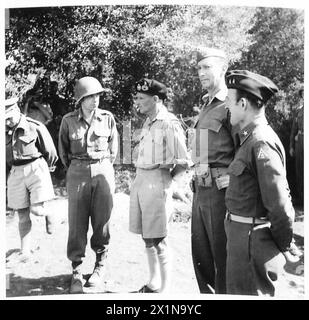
left=18, top=219, right=32, bottom=254
left=145, top=246, right=160, bottom=290
left=157, top=248, right=171, bottom=293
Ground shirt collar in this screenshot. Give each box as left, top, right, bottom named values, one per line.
left=155, top=105, right=169, bottom=121
left=15, top=114, right=30, bottom=132
left=77, top=107, right=102, bottom=121
left=238, top=115, right=268, bottom=145
left=146, top=104, right=168, bottom=124
left=202, top=85, right=228, bottom=105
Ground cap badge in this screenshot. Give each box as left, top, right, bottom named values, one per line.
left=141, top=83, right=149, bottom=91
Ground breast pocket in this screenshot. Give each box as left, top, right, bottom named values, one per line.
left=69, top=131, right=84, bottom=153
left=93, top=128, right=110, bottom=151
left=228, top=160, right=246, bottom=176
left=201, top=118, right=222, bottom=133
left=228, top=160, right=247, bottom=194
left=198, top=118, right=223, bottom=152
left=18, top=133, right=37, bottom=156
left=152, top=131, right=166, bottom=163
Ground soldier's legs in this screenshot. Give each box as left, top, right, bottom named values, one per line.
left=225, top=219, right=256, bottom=295
left=90, top=161, right=115, bottom=264
left=155, top=238, right=170, bottom=293
left=26, top=158, right=56, bottom=234
left=66, top=164, right=91, bottom=267
left=191, top=185, right=227, bottom=294
left=140, top=237, right=170, bottom=293
left=143, top=238, right=162, bottom=292
left=249, top=226, right=286, bottom=296
left=191, top=193, right=215, bottom=293
left=30, top=201, right=54, bottom=235
left=17, top=207, right=32, bottom=255
left=87, top=162, right=115, bottom=288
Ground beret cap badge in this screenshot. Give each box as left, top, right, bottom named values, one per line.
left=135, top=78, right=168, bottom=100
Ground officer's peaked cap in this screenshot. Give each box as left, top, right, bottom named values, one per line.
left=226, top=70, right=278, bottom=103
left=196, top=47, right=227, bottom=63
left=135, top=78, right=167, bottom=100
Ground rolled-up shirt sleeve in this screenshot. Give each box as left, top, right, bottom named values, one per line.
left=254, top=141, right=294, bottom=252
left=166, top=120, right=193, bottom=169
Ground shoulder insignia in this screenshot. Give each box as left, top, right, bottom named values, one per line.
left=257, top=147, right=268, bottom=160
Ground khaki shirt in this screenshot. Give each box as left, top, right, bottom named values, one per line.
left=191, top=86, right=236, bottom=167
left=136, top=105, right=192, bottom=169
left=226, top=116, right=294, bottom=251
left=6, top=114, right=58, bottom=167
left=58, top=107, right=118, bottom=169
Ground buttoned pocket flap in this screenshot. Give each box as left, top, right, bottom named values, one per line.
left=70, top=132, right=83, bottom=140
left=94, top=128, right=110, bottom=137
left=18, top=134, right=36, bottom=144
left=200, top=118, right=222, bottom=133
left=228, top=160, right=246, bottom=176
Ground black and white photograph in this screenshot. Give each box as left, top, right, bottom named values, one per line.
left=3, top=0, right=306, bottom=301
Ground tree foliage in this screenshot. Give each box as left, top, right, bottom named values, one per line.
left=233, top=7, right=304, bottom=126
left=5, top=5, right=255, bottom=119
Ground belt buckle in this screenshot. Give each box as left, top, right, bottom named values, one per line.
left=195, top=163, right=209, bottom=176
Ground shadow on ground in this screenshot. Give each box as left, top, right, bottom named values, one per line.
left=6, top=274, right=72, bottom=297
left=6, top=272, right=118, bottom=297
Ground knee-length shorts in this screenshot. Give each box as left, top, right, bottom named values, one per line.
left=129, top=168, right=173, bottom=238
left=7, top=157, right=55, bottom=210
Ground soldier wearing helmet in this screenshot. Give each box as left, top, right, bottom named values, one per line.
left=58, top=76, right=118, bottom=293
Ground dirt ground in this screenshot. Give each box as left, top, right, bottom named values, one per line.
left=6, top=186, right=304, bottom=299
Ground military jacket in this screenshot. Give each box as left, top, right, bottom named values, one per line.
left=191, top=87, right=236, bottom=167
left=58, top=107, right=118, bottom=169
left=6, top=114, right=58, bottom=167
left=136, top=105, right=192, bottom=170
left=226, top=116, right=294, bottom=251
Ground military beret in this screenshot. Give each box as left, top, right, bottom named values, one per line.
left=226, top=70, right=278, bottom=103
left=135, top=78, right=167, bottom=100
left=196, top=47, right=227, bottom=63
left=5, top=97, right=18, bottom=109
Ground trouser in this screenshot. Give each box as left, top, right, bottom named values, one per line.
left=66, top=159, right=115, bottom=267
left=224, top=218, right=286, bottom=296
left=191, top=182, right=227, bottom=294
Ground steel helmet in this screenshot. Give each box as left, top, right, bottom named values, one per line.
left=74, top=76, right=104, bottom=104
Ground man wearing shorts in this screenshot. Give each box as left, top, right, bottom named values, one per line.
left=6, top=97, right=58, bottom=261
left=129, top=78, right=192, bottom=293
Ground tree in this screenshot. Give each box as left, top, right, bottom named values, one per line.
left=5, top=5, right=255, bottom=119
